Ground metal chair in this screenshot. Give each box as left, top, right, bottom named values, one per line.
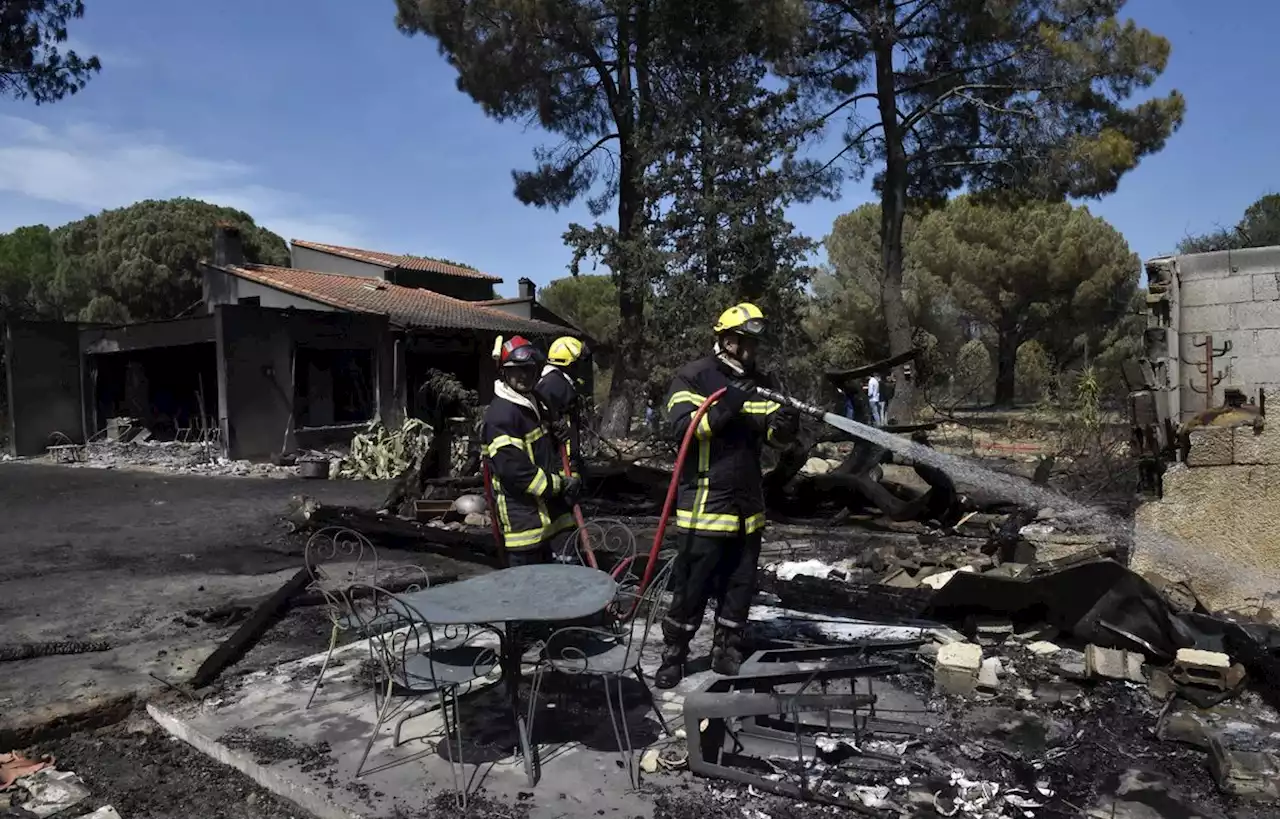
left=303, top=527, right=428, bottom=708
left=348, top=584, right=500, bottom=807
left=526, top=557, right=676, bottom=788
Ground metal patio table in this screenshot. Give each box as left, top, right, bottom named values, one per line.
left=396, top=563, right=618, bottom=781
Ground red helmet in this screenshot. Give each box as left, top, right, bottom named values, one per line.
left=499, top=335, right=543, bottom=367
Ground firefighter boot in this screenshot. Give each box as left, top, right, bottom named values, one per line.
left=711, top=627, right=745, bottom=676
left=654, top=631, right=691, bottom=690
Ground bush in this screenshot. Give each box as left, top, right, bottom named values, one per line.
left=1015, top=340, right=1053, bottom=404
left=954, top=339, right=993, bottom=405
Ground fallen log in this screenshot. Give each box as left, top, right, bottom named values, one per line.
left=0, top=640, right=112, bottom=663
left=189, top=568, right=311, bottom=689
left=288, top=498, right=501, bottom=567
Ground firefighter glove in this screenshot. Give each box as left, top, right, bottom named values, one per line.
left=772, top=405, right=800, bottom=437
left=560, top=475, right=583, bottom=504
left=550, top=415, right=571, bottom=444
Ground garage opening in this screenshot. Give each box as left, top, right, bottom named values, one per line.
left=293, top=347, right=376, bottom=428
left=90, top=342, right=219, bottom=440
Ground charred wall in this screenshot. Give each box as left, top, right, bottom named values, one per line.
left=214, top=304, right=398, bottom=460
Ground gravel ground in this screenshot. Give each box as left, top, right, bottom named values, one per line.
left=40, top=714, right=306, bottom=819
left=0, top=460, right=485, bottom=817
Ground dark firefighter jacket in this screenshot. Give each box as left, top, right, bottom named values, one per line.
left=481, top=381, right=574, bottom=550
left=664, top=355, right=791, bottom=537
left=534, top=364, right=583, bottom=477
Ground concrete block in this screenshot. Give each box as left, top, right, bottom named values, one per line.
left=1186, top=426, right=1235, bottom=466
left=1180, top=275, right=1255, bottom=307
left=1180, top=246, right=1280, bottom=278
left=976, top=657, right=1002, bottom=692
left=935, top=643, right=982, bottom=696
left=1209, top=735, right=1280, bottom=800
left=1027, top=641, right=1061, bottom=656
left=1255, top=273, right=1280, bottom=302
left=1246, top=328, right=1280, bottom=358
left=1172, top=648, right=1244, bottom=691
left=1225, top=355, right=1280, bottom=388
left=1085, top=645, right=1144, bottom=682
left=1182, top=304, right=1236, bottom=334
left=1237, top=301, right=1280, bottom=330
left=1233, top=424, right=1280, bottom=465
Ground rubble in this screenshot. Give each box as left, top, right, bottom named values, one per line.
left=47, top=439, right=296, bottom=477
left=1209, top=735, right=1280, bottom=800
left=2, top=765, right=90, bottom=818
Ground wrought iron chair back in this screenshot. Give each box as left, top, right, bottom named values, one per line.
left=304, top=527, right=379, bottom=590
left=347, top=585, right=499, bottom=689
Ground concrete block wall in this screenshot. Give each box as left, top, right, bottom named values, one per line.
left=1172, top=247, right=1280, bottom=420
left=1183, top=387, right=1280, bottom=466
left=1134, top=385, right=1280, bottom=613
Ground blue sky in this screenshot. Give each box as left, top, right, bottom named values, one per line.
left=0, top=0, right=1275, bottom=298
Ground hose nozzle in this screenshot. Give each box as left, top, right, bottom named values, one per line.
left=752, top=386, right=827, bottom=420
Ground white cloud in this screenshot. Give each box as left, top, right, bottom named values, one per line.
left=0, top=115, right=368, bottom=246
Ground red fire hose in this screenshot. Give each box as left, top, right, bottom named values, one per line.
left=560, top=443, right=599, bottom=569
left=623, top=387, right=726, bottom=618
left=484, top=387, right=725, bottom=604
left=480, top=459, right=506, bottom=566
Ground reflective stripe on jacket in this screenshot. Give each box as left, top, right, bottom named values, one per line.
left=481, top=381, right=573, bottom=550
left=534, top=364, right=582, bottom=476
left=664, top=355, right=785, bottom=536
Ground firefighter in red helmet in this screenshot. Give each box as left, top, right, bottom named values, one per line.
left=482, top=336, right=582, bottom=565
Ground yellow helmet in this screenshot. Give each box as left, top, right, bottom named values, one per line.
left=713, top=302, right=767, bottom=337
left=548, top=336, right=587, bottom=366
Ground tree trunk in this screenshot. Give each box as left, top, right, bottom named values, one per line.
left=601, top=3, right=644, bottom=440
left=995, top=329, right=1018, bottom=407
left=873, top=32, right=915, bottom=419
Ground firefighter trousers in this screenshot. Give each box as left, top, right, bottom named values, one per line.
left=507, top=539, right=553, bottom=567
left=663, top=526, right=762, bottom=638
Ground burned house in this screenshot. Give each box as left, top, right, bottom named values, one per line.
left=4, top=227, right=579, bottom=460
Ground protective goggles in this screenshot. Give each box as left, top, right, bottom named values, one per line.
left=737, top=318, right=768, bottom=338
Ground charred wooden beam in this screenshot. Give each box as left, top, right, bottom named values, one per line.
left=758, top=572, right=934, bottom=621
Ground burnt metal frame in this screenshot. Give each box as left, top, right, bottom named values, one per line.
left=682, top=642, right=928, bottom=814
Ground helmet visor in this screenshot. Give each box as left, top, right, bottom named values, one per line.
left=503, top=344, right=541, bottom=366
left=738, top=317, right=767, bottom=338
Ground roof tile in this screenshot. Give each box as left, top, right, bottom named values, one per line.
left=221, top=264, right=570, bottom=336
left=291, top=239, right=503, bottom=282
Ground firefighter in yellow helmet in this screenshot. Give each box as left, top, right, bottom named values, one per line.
left=535, top=336, right=590, bottom=478
left=655, top=303, right=800, bottom=688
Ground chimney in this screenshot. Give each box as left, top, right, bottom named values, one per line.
left=518, top=277, right=536, bottom=300
left=213, top=222, right=245, bottom=267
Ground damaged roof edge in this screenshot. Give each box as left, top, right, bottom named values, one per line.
left=205, top=262, right=577, bottom=338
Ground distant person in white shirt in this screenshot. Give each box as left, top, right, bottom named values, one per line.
left=865, top=374, right=884, bottom=426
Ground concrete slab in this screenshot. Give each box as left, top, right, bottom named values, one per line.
left=148, top=605, right=939, bottom=818
left=147, top=619, right=719, bottom=819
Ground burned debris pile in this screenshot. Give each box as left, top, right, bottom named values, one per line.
left=703, top=542, right=1280, bottom=817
